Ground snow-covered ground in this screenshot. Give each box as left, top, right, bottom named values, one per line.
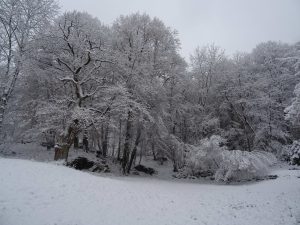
left=0, top=158, right=300, bottom=225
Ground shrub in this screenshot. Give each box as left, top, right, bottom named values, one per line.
left=290, top=141, right=300, bottom=165
left=185, top=135, right=277, bottom=182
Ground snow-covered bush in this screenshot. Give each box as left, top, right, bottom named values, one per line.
left=185, top=135, right=227, bottom=176
left=289, top=141, right=300, bottom=165
left=285, top=83, right=300, bottom=126
left=214, top=150, right=277, bottom=181
left=185, top=135, right=277, bottom=182
left=277, top=144, right=293, bottom=162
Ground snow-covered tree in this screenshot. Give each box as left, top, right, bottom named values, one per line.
left=0, top=0, right=58, bottom=141
left=111, top=13, right=184, bottom=173
left=24, top=11, right=118, bottom=159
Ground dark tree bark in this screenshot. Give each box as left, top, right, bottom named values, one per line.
left=102, top=124, right=109, bottom=157
left=152, top=141, right=157, bottom=160
left=139, top=140, right=144, bottom=164
left=111, top=136, right=116, bottom=158
left=127, top=125, right=142, bottom=173
left=83, top=135, right=89, bottom=152
left=122, top=110, right=132, bottom=174
left=54, top=120, right=80, bottom=161
left=117, top=118, right=122, bottom=161
left=73, top=135, right=79, bottom=148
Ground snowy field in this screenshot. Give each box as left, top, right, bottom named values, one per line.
left=0, top=158, right=300, bottom=225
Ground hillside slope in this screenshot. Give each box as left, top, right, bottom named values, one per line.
left=0, top=158, right=299, bottom=225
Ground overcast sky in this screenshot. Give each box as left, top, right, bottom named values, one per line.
left=58, top=0, right=300, bottom=60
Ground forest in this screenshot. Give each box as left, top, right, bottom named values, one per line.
left=1, top=0, right=300, bottom=182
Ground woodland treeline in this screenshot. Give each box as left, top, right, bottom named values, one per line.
left=1, top=0, right=299, bottom=177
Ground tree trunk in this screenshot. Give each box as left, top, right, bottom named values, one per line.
left=139, top=140, right=145, bottom=164
left=122, top=110, right=132, bottom=174
left=83, top=135, right=89, bottom=152
left=73, top=135, right=79, bottom=148
left=111, top=137, right=116, bottom=158
left=102, top=125, right=109, bottom=157
left=54, top=144, right=69, bottom=161
left=126, top=125, right=141, bottom=173
left=117, top=118, right=122, bottom=161
left=0, top=99, right=6, bottom=142
left=173, top=160, right=178, bottom=172
left=54, top=120, right=80, bottom=161
left=152, top=141, right=157, bottom=160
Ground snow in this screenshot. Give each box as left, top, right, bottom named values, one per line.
left=0, top=158, right=300, bottom=225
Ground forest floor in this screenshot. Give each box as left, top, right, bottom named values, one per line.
left=0, top=143, right=177, bottom=179
left=0, top=145, right=300, bottom=225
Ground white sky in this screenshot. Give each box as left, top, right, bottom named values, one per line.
left=58, top=0, right=300, bottom=60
